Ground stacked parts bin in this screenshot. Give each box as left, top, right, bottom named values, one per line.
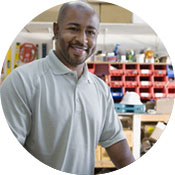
left=139, top=87, right=153, bottom=99
left=109, top=64, right=124, bottom=102
left=111, top=88, right=123, bottom=99
left=166, top=65, right=175, bottom=98
left=153, top=76, right=168, bottom=88
left=87, top=62, right=175, bottom=102
left=139, top=64, right=153, bottom=76
left=110, top=75, right=124, bottom=87
left=152, top=87, right=167, bottom=99
left=138, top=64, right=153, bottom=100
left=152, top=65, right=167, bottom=99
left=109, top=64, right=124, bottom=75
left=124, top=64, right=139, bottom=94
left=139, top=76, right=153, bottom=88
left=125, top=64, right=139, bottom=76
left=166, top=65, right=174, bottom=78
left=153, top=64, right=167, bottom=76
left=109, top=64, right=124, bottom=87
left=166, top=84, right=175, bottom=98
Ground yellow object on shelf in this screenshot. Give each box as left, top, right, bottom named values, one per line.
left=5, top=46, right=12, bottom=78
left=145, top=49, right=154, bottom=63
left=14, top=42, right=20, bottom=68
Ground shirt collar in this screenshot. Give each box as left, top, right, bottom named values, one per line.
left=47, top=50, right=92, bottom=83
left=81, top=63, right=93, bottom=84
left=47, top=50, right=72, bottom=75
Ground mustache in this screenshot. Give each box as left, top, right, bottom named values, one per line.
left=69, top=42, right=88, bottom=50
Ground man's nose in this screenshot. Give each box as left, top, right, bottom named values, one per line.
left=75, top=31, right=88, bottom=45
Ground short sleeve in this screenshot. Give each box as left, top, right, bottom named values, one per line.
left=99, top=87, right=125, bottom=148
left=0, top=70, right=32, bottom=145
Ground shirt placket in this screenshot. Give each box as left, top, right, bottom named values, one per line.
left=74, top=83, right=82, bottom=115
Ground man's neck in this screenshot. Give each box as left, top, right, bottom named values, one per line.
left=54, top=51, right=85, bottom=79
left=69, top=64, right=84, bottom=79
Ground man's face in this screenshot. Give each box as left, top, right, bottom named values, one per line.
left=54, top=7, right=99, bottom=67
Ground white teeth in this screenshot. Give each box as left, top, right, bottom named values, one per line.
left=72, top=46, right=87, bottom=50
left=76, top=48, right=83, bottom=50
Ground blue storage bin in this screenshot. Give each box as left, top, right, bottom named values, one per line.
left=167, top=65, right=174, bottom=78
left=111, top=88, right=123, bottom=99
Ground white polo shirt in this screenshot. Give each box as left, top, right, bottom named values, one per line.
left=1, top=50, right=125, bottom=175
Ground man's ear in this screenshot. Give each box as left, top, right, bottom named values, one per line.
left=53, top=22, right=59, bottom=39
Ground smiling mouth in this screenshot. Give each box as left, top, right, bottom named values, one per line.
left=70, top=45, right=88, bottom=56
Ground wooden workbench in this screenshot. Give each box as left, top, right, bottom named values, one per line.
left=95, top=113, right=170, bottom=168
left=119, top=113, right=170, bottom=160
left=140, top=113, right=169, bottom=123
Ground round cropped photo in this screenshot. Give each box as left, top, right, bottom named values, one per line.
left=0, top=0, right=174, bottom=175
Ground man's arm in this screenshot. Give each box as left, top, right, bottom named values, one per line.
left=0, top=70, right=31, bottom=145
left=106, top=139, right=135, bottom=169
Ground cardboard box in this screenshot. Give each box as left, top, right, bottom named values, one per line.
left=150, top=122, right=166, bottom=141
left=32, top=5, right=61, bottom=22
left=91, top=4, right=100, bottom=16
left=32, top=2, right=132, bottom=23
left=32, top=3, right=100, bottom=22
left=156, top=98, right=174, bottom=114
left=100, top=3, right=132, bottom=23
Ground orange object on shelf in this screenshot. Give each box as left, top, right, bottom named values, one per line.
left=19, top=43, right=36, bottom=63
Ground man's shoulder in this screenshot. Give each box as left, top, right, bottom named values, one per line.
left=3, top=58, right=49, bottom=89
left=0, top=59, right=47, bottom=96
left=15, top=58, right=48, bottom=79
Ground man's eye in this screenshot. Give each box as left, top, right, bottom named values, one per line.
left=68, top=27, right=79, bottom=31
left=87, top=30, right=96, bottom=36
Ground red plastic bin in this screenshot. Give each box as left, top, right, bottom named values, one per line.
left=109, top=64, right=124, bottom=76
left=166, top=88, right=175, bottom=98
left=138, top=76, right=153, bottom=88
left=153, top=76, right=168, bottom=88
left=138, top=87, right=153, bottom=99
left=139, top=64, right=153, bottom=76
left=166, top=78, right=175, bottom=88
left=110, top=75, right=124, bottom=88
left=123, top=87, right=139, bottom=95
left=125, top=64, right=139, bottom=76
left=152, top=87, right=167, bottom=99
left=153, top=64, right=167, bottom=76
left=124, top=75, right=138, bottom=87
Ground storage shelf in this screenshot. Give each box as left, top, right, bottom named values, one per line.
left=99, top=23, right=157, bottom=35
left=87, top=62, right=175, bottom=102
left=95, top=113, right=170, bottom=168
left=140, top=114, right=170, bottom=123
left=87, top=61, right=171, bottom=65
left=23, top=22, right=157, bottom=35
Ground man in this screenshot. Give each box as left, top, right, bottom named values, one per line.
left=1, top=1, right=135, bottom=174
